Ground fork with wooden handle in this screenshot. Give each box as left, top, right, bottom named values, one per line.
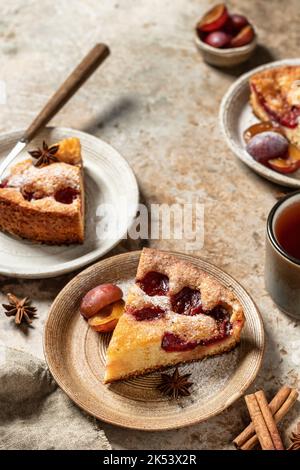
left=0, top=43, right=110, bottom=177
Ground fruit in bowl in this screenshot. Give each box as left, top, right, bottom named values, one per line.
left=230, top=25, right=254, bottom=48
left=196, top=3, right=229, bottom=33
left=196, top=3, right=255, bottom=49
left=230, top=14, right=249, bottom=31
left=205, top=31, right=232, bottom=48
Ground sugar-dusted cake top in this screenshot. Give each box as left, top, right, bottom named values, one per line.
left=8, top=159, right=80, bottom=197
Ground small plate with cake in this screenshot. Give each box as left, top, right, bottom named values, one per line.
left=220, top=59, right=300, bottom=188
left=44, top=248, right=264, bottom=430
left=0, top=127, right=139, bottom=278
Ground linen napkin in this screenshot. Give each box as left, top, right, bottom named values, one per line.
left=0, top=346, right=111, bottom=450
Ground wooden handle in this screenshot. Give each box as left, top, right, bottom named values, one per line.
left=22, top=43, right=110, bottom=142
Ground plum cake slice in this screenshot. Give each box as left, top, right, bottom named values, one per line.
left=0, top=137, right=85, bottom=244
left=104, top=248, right=245, bottom=383
left=250, top=66, right=300, bottom=148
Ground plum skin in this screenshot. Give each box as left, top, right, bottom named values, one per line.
left=246, top=131, right=289, bottom=164
left=230, top=14, right=249, bottom=31
left=80, top=284, right=123, bottom=318
left=230, top=24, right=254, bottom=47
left=197, top=4, right=229, bottom=33
left=204, top=31, right=232, bottom=48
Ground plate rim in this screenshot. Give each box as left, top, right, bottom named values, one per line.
left=44, top=249, right=265, bottom=431
left=0, top=127, right=139, bottom=278
left=219, top=58, right=300, bottom=188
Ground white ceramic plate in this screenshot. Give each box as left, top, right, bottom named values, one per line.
left=0, top=127, right=139, bottom=278
left=220, top=58, right=300, bottom=188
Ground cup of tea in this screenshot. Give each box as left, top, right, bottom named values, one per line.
left=265, top=191, right=300, bottom=319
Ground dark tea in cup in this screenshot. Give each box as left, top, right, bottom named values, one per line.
left=266, top=191, right=300, bottom=319
left=275, top=200, right=300, bottom=262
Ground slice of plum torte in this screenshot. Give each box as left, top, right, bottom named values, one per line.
left=0, top=137, right=84, bottom=244
left=250, top=66, right=300, bottom=148
left=104, top=248, right=245, bottom=383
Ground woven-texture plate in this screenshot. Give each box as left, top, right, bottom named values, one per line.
left=44, top=250, right=265, bottom=431
left=0, top=127, right=138, bottom=278
left=220, top=58, right=300, bottom=188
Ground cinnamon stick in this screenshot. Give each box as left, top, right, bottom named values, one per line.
left=273, top=389, right=299, bottom=422
left=239, top=434, right=257, bottom=451
left=255, top=390, right=284, bottom=450
left=245, top=394, right=275, bottom=450
left=234, top=386, right=290, bottom=448
left=234, top=387, right=298, bottom=450
left=241, top=387, right=299, bottom=450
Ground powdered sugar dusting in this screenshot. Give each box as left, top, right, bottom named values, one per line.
left=8, top=161, right=80, bottom=194
left=172, top=348, right=240, bottom=408
left=117, top=280, right=172, bottom=310
left=117, top=278, right=135, bottom=299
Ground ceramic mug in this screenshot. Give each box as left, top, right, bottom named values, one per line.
left=265, top=191, right=300, bottom=320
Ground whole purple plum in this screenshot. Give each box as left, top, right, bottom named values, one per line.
left=246, top=131, right=288, bottom=164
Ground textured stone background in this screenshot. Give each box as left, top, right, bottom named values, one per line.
left=0, top=0, right=299, bottom=449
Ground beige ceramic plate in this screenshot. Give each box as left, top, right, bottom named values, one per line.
left=220, top=58, right=300, bottom=188
left=0, top=127, right=138, bottom=278
left=44, top=250, right=265, bottom=431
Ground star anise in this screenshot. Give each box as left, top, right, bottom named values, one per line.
left=28, top=141, right=59, bottom=168
left=2, top=293, right=37, bottom=325
left=288, top=422, right=300, bottom=450
left=157, top=367, right=193, bottom=399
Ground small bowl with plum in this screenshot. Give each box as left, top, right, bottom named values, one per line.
left=195, top=3, right=256, bottom=67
